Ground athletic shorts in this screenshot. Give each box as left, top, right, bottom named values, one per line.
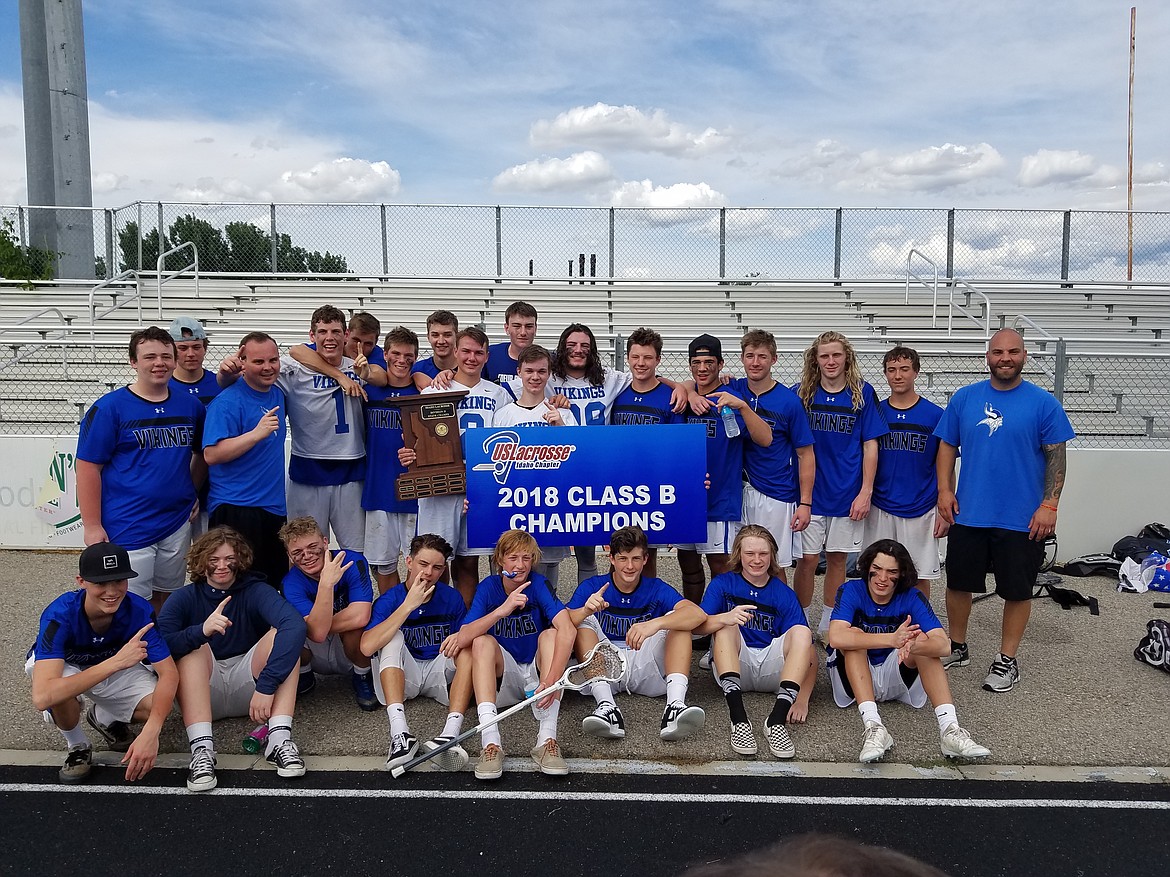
left=801, top=515, right=864, bottom=555
left=371, top=632, right=454, bottom=706
left=25, top=655, right=157, bottom=726
left=865, top=507, right=942, bottom=580
left=209, top=642, right=265, bottom=720
left=363, top=510, right=418, bottom=571
left=710, top=629, right=802, bottom=692
left=126, top=520, right=191, bottom=599
left=828, top=649, right=927, bottom=709
left=945, top=523, right=1043, bottom=601
left=676, top=520, right=740, bottom=555
left=417, top=494, right=492, bottom=557
left=741, top=483, right=802, bottom=567
left=495, top=647, right=537, bottom=709
left=287, top=480, right=366, bottom=551
left=305, top=633, right=353, bottom=676
left=580, top=617, right=668, bottom=697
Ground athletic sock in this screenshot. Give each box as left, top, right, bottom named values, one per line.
left=935, top=703, right=958, bottom=734
left=267, top=716, right=293, bottom=750
left=950, top=640, right=966, bottom=652
left=858, top=700, right=881, bottom=727
left=589, top=680, right=616, bottom=707
left=441, top=712, right=464, bottom=739
left=536, top=698, right=561, bottom=747
left=718, top=672, right=749, bottom=724
left=186, top=721, right=214, bottom=754
left=353, top=666, right=372, bottom=679
left=61, top=722, right=89, bottom=749
left=387, top=703, right=408, bottom=738
left=665, top=673, right=689, bottom=706
left=817, top=610, right=832, bottom=636
left=478, top=702, right=501, bottom=749
left=768, top=681, right=800, bottom=726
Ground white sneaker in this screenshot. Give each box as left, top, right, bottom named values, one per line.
left=660, top=702, right=705, bottom=741
left=940, top=723, right=991, bottom=759
left=859, top=721, right=894, bottom=763
left=698, top=650, right=712, bottom=671
left=421, top=736, right=470, bottom=772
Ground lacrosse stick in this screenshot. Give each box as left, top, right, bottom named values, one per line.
left=391, top=640, right=627, bottom=777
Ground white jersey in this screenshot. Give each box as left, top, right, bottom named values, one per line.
left=494, top=400, right=579, bottom=429
left=278, top=355, right=366, bottom=460
left=547, top=368, right=632, bottom=426
left=423, top=378, right=510, bottom=434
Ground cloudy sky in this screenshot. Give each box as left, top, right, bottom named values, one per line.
left=1, top=0, right=1168, bottom=213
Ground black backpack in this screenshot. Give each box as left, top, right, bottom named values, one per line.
left=1057, top=554, right=1121, bottom=577
left=1112, top=535, right=1170, bottom=564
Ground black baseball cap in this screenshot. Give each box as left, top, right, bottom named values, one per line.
left=688, top=333, right=723, bottom=361
left=78, top=543, right=138, bottom=583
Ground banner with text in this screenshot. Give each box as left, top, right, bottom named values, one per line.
left=465, top=424, right=708, bottom=548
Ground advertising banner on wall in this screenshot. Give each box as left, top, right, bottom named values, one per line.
left=0, top=436, right=84, bottom=549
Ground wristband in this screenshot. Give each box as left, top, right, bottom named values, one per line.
left=798, top=502, right=812, bottom=508
left=1040, top=503, right=1058, bottom=512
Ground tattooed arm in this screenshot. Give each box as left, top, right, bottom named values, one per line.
left=1028, top=442, right=1066, bottom=541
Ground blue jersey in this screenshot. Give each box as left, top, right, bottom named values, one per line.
left=730, top=378, right=813, bottom=503
left=873, top=396, right=944, bottom=519
left=568, top=574, right=683, bottom=643
left=685, top=390, right=746, bottom=522
left=934, top=380, right=1075, bottom=532
left=797, top=381, right=888, bottom=518
left=828, top=578, right=941, bottom=666
left=367, top=582, right=466, bottom=662
left=483, top=342, right=519, bottom=385
left=306, top=342, right=386, bottom=369
left=281, top=549, right=374, bottom=617
left=464, top=573, right=564, bottom=664
left=362, top=383, right=421, bottom=514
left=411, top=358, right=443, bottom=379
left=611, top=381, right=684, bottom=426
left=170, top=371, right=222, bottom=406
left=700, top=571, right=808, bottom=649
left=32, top=590, right=170, bottom=667
left=77, top=386, right=205, bottom=549
left=203, top=380, right=287, bottom=515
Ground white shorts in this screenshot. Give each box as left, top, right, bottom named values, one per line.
left=371, top=633, right=454, bottom=706
left=864, top=507, right=942, bottom=580
left=741, top=484, right=802, bottom=567
left=364, top=510, right=418, bottom=570
left=580, top=617, right=668, bottom=697
left=127, top=521, right=191, bottom=599
left=676, top=520, right=739, bottom=555
left=828, top=649, right=927, bottom=709
left=209, top=642, right=265, bottom=720
left=417, top=494, right=491, bottom=557
left=710, top=630, right=793, bottom=692
left=26, top=655, right=157, bottom=726
left=801, top=515, right=864, bottom=555
left=305, top=633, right=353, bottom=676
left=287, top=480, right=366, bottom=551
left=495, top=646, right=537, bottom=709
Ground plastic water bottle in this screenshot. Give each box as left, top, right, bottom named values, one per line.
left=242, top=723, right=269, bottom=754
left=524, top=667, right=551, bottom=720
left=720, top=405, right=741, bottom=437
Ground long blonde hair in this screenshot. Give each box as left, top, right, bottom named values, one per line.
left=798, top=330, right=865, bottom=411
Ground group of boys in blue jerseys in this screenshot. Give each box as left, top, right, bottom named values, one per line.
left=30, top=304, right=1074, bottom=786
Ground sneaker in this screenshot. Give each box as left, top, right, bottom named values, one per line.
left=384, top=732, right=418, bottom=771
left=59, top=744, right=92, bottom=784
left=941, top=642, right=970, bottom=670
left=729, top=720, right=757, bottom=756
left=351, top=671, right=379, bottom=711
left=530, top=739, right=570, bottom=776
left=982, top=655, right=1020, bottom=692
left=186, top=748, right=217, bottom=792
left=940, top=723, right=991, bottom=759
left=581, top=703, right=626, bottom=739
left=765, top=721, right=796, bottom=759
left=660, top=702, right=706, bottom=741
left=85, top=704, right=135, bottom=752
left=859, top=720, right=894, bottom=764
left=474, top=743, right=504, bottom=780
left=698, top=650, right=712, bottom=671
left=265, top=739, right=307, bottom=778
left=421, top=736, right=470, bottom=772
left=297, top=670, right=317, bottom=697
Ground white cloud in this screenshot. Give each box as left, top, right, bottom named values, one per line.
left=608, top=180, right=727, bottom=209
left=1018, top=149, right=1100, bottom=187
left=492, top=151, right=614, bottom=193
left=276, top=158, right=400, bottom=201
left=531, top=103, right=725, bottom=156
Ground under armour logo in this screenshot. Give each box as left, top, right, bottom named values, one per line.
left=826, top=395, right=836, bottom=403
left=92, top=636, right=103, bottom=643
left=634, top=396, right=643, bottom=402
left=749, top=590, right=759, bottom=599
left=896, top=413, right=907, bottom=420
left=620, top=597, right=631, bottom=604
left=155, top=407, right=166, bottom=413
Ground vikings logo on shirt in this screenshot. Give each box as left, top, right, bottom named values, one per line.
left=977, top=402, right=1003, bottom=436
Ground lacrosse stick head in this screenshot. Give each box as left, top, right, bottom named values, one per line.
left=564, top=641, right=627, bottom=689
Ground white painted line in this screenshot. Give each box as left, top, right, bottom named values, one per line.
left=2, top=783, right=1168, bottom=809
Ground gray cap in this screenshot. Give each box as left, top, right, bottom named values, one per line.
left=168, top=316, right=207, bottom=341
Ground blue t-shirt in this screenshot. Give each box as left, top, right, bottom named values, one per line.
left=464, top=573, right=565, bottom=664
left=32, top=589, right=170, bottom=667
left=700, top=571, right=808, bottom=649
left=411, top=358, right=443, bottom=379
left=611, top=381, right=684, bottom=426
left=568, top=574, right=683, bottom=643
left=730, top=378, right=813, bottom=503
left=203, top=380, right=287, bottom=515
left=306, top=342, right=386, bottom=369
left=362, top=383, right=421, bottom=514
left=367, top=582, right=466, bottom=661
left=483, top=342, right=519, bottom=384
left=77, top=386, right=205, bottom=549
left=281, top=549, right=374, bottom=617
left=170, top=371, right=222, bottom=406
left=933, top=379, right=1075, bottom=532
left=685, top=389, right=747, bottom=522
left=796, top=381, right=888, bottom=518
left=828, top=577, right=941, bottom=666
left=873, top=396, right=944, bottom=519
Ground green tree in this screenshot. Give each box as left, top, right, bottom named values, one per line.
left=0, top=216, right=57, bottom=286
left=168, top=214, right=230, bottom=272
left=224, top=221, right=271, bottom=272
left=117, top=221, right=167, bottom=272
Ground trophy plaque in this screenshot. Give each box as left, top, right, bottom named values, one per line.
left=382, top=389, right=469, bottom=501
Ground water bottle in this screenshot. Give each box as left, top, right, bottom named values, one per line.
left=720, top=404, right=741, bottom=437
left=242, top=723, right=269, bottom=754
left=524, top=667, right=551, bottom=720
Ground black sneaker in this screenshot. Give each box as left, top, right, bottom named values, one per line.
left=266, top=739, right=307, bottom=778
left=660, top=702, right=705, bottom=741
left=581, top=703, right=626, bottom=739
left=85, top=704, right=135, bottom=752
left=297, top=670, right=317, bottom=697
left=384, top=732, right=418, bottom=771
left=187, top=748, right=217, bottom=792
left=59, top=744, right=92, bottom=784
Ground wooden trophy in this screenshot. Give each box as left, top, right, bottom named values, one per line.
left=382, top=389, right=469, bottom=501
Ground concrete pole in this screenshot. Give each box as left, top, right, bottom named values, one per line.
left=18, top=0, right=57, bottom=258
